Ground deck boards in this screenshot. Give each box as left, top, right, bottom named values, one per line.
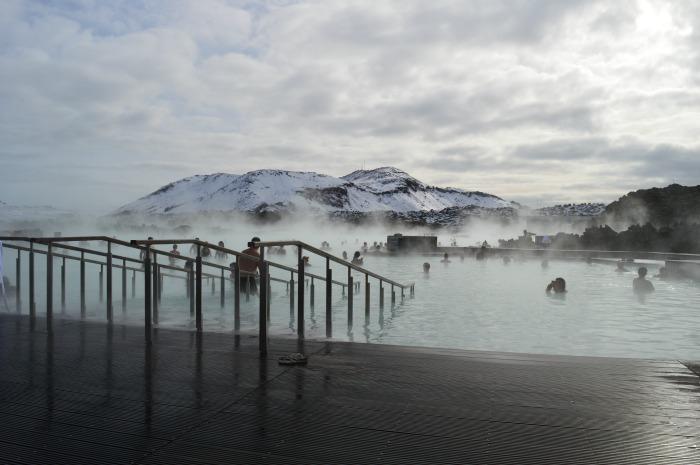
left=1, top=314, right=699, bottom=464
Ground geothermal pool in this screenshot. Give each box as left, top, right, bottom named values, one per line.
left=3, top=244, right=700, bottom=360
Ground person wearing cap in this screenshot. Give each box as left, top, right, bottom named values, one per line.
left=238, top=237, right=261, bottom=294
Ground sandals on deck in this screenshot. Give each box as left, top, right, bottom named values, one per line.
left=278, top=353, right=308, bottom=365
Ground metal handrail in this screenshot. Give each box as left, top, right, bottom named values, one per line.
left=1, top=235, right=415, bottom=355
left=258, top=240, right=415, bottom=289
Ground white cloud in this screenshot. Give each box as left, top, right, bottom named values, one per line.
left=0, top=0, right=699, bottom=210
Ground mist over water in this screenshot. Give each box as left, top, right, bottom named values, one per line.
left=2, top=213, right=699, bottom=360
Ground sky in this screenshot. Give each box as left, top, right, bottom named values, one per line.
left=1, top=0, right=699, bottom=212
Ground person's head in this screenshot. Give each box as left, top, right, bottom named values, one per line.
left=342, top=251, right=348, bottom=259
left=148, top=236, right=153, bottom=241
left=423, top=262, right=430, bottom=272
left=218, top=241, right=224, bottom=246
left=195, top=237, right=199, bottom=241
left=248, top=236, right=261, bottom=249
left=353, top=251, right=361, bottom=259
left=303, top=256, right=309, bottom=262
left=553, top=277, right=566, bottom=292
left=638, top=267, right=648, bottom=278
left=172, top=244, right=178, bottom=250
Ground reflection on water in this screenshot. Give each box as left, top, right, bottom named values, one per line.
left=5, top=249, right=700, bottom=359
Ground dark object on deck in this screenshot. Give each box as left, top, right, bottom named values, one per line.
left=278, top=352, right=308, bottom=365
left=386, top=233, right=437, bottom=253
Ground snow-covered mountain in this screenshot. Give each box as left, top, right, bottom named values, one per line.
left=115, top=167, right=513, bottom=215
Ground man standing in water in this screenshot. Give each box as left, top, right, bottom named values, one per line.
left=238, top=237, right=261, bottom=295
left=633, top=267, right=654, bottom=294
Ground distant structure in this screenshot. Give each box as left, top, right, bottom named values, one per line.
left=386, top=234, right=437, bottom=253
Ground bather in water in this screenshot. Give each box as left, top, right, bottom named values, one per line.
left=633, top=267, right=654, bottom=294
left=546, top=277, right=567, bottom=294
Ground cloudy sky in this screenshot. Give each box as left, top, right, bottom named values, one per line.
left=1, top=0, right=699, bottom=211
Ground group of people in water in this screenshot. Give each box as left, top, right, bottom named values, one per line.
left=420, top=250, right=661, bottom=297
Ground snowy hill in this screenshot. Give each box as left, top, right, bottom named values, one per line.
left=115, top=167, right=513, bottom=215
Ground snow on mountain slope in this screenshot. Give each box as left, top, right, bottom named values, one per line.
left=115, top=167, right=513, bottom=215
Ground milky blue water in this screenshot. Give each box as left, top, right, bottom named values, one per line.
left=3, top=243, right=700, bottom=360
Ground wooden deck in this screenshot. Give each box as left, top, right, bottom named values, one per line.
left=1, top=314, right=699, bottom=464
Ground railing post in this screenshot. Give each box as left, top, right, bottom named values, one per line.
left=364, top=274, right=370, bottom=320
left=259, top=251, right=268, bottom=355
left=152, top=253, right=159, bottom=325
left=401, top=287, right=405, bottom=302
left=289, top=272, right=295, bottom=321
left=211, top=275, right=215, bottom=296
left=310, top=277, right=315, bottom=309
left=144, top=248, right=152, bottom=343
left=29, top=240, right=35, bottom=322
left=60, top=257, right=66, bottom=313
left=325, top=258, right=332, bottom=339
left=379, top=279, right=384, bottom=309
left=131, top=270, right=136, bottom=299
left=46, top=242, right=53, bottom=326
left=297, top=246, right=305, bottom=339
left=347, top=267, right=353, bottom=331
left=99, top=264, right=103, bottom=303
left=188, top=264, right=194, bottom=316
left=233, top=262, right=240, bottom=333
left=220, top=268, right=225, bottom=308
left=106, top=242, right=113, bottom=323
left=159, top=268, right=163, bottom=303
left=15, top=251, right=21, bottom=313
left=80, top=252, right=86, bottom=319
left=121, top=259, right=127, bottom=313
left=391, top=284, right=395, bottom=307
left=195, top=247, right=202, bottom=332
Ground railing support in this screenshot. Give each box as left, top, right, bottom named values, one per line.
left=106, top=243, right=113, bottom=323
left=365, top=274, right=370, bottom=320
left=188, top=265, right=195, bottom=316
left=15, top=251, right=21, bottom=313
left=391, top=284, right=395, bottom=307
left=60, top=257, right=66, bottom=313
left=347, top=267, right=353, bottom=331
left=29, top=240, right=35, bottom=322
left=80, top=252, right=86, bottom=318
left=297, top=246, right=305, bottom=339
left=152, top=254, right=158, bottom=325
left=144, top=250, right=152, bottom=343
left=46, top=243, right=53, bottom=326
left=325, top=258, right=332, bottom=338
left=233, top=262, right=240, bottom=333
left=131, top=270, right=136, bottom=299
left=379, top=280, right=384, bottom=309
left=259, top=251, right=268, bottom=355
left=220, top=268, right=225, bottom=308
left=195, top=249, right=202, bottom=332
left=99, top=264, right=103, bottom=303
left=289, top=275, right=295, bottom=320
left=310, top=277, right=315, bottom=309
left=121, top=259, right=127, bottom=313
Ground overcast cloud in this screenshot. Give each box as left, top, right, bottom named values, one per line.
left=1, top=0, right=699, bottom=210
